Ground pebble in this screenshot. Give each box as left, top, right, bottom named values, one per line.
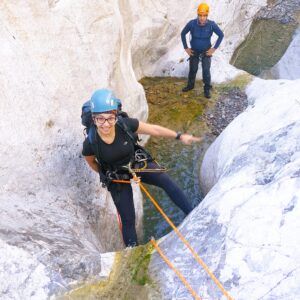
left=201, top=87, right=248, bottom=136
left=256, top=0, right=300, bottom=25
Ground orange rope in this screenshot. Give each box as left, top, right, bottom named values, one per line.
left=139, top=182, right=233, bottom=300
left=112, top=179, right=233, bottom=300
left=111, top=180, right=131, bottom=184
left=150, top=239, right=201, bottom=300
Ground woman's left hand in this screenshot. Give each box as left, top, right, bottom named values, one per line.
left=180, top=134, right=202, bottom=145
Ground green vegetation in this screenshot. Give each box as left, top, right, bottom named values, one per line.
left=231, top=19, right=296, bottom=75
left=216, top=73, right=253, bottom=92
left=140, top=77, right=210, bottom=132
left=61, top=244, right=157, bottom=300
left=131, top=244, right=153, bottom=285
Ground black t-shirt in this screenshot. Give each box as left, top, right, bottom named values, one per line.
left=82, top=118, right=139, bottom=168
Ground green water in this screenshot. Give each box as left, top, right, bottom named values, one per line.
left=139, top=77, right=213, bottom=243
left=140, top=75, right=251, bottom=243
left=142, top=136, right=206, bottom=242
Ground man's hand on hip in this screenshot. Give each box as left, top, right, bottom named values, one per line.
left=206, top=48, right=216, bottom=56
left=185, top=48, right=194, bottom=56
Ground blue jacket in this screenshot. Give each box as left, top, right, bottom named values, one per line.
left=181, top=19, right=224, bottom=52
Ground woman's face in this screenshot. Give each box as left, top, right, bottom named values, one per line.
left=93, top=112, right=117, bottom=135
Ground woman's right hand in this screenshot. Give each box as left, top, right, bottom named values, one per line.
left=180, top=134, right=202, bottom=145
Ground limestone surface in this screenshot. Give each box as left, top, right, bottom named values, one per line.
left=150, top=78, right=300, bottom=300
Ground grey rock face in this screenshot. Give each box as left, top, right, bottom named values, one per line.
left=150, top=124, right=300, bottom=299
left=0, top=167, right=122, bottom=297
left=263, top=28, right=300, bottom=79
left=231, top=0, right=300, bottom=75
left=256, top=0, right=300, bottom=24
left=149, top=78, right=300, bottom=300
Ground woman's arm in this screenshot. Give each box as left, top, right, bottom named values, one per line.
left=136, top=121, right=202, bottom=145
left=84, top=155, right=99, bottom=173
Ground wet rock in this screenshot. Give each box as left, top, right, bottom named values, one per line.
left=231, top=0, right=300, bottom=75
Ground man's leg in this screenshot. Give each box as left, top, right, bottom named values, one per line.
left=202, top=54, right=212, bottom=98
left=182, top=53, right=200, bottom=92
left=109, top=182, right=138, bottom=247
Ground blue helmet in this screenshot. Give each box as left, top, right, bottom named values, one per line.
left=115, top=98, right=122, bottom=110
left=90, top=89, right=118, bottom=113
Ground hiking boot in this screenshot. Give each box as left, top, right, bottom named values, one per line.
left=125, top=242, right=138, bottom=249
left=204, top=84, right=212, bottom=98
left=204, top=89, right=211, bottom=99
left=182, top=86, right=194, bottom=92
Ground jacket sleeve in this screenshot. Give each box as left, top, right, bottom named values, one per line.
left=212, top=21, right=224, bottom=49
left=181, top=20, right=193, bottom=49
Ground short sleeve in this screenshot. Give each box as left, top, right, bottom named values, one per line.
left=82, top=138, right=95, bottom=156
left=123, top=118, right=139, bottom=133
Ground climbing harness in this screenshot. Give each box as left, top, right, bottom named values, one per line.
left=135, top=148, right=148, bottom=162
left=112, top=167, right=233, bottom=300
left=105, top=170, right=131, bottom=181
left=127, top=161, right=140, bottom=183
left=126, top=159, right=167, bottom=174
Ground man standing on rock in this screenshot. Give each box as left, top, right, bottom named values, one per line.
left=181, top=3, right=224, bottom=98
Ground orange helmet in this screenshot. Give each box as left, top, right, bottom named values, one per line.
left=197, top=3, right=209, bottom=15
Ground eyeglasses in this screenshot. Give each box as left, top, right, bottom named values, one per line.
left=198, top=14, right=208, bottom=17
left=93, top=115, right=117, bottom=125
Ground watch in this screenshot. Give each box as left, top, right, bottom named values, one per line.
left=175, top=131, right=182, bottom=140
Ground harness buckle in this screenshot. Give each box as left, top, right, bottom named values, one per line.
left=135, top=149, right=149, bottom=162
left=127, top=162, right=140, bottom=183
left=106, top=170, right=116, bottom=181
